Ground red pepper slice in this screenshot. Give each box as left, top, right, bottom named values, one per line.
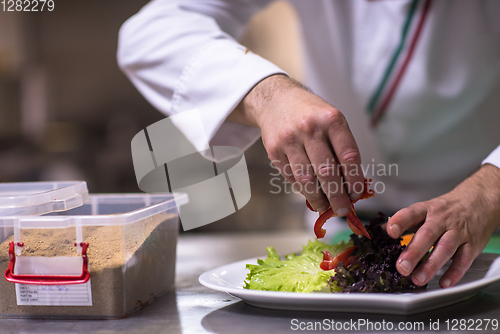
left=320, top=246, right=357, bottom=271
left=354, top=178, right=375, bottom=203
left=314, top=205, right=371, bottom=239
left=346, top=217, right=364, bottom=236
left=345, top=254, right=359, bottom=268
left=313, top=208, right=333, bottom=239
left=346, top=205, right=371, bottom=239
left=306, top=200, right=315, bottom=212
left=309, top=178, right=374, bottom=239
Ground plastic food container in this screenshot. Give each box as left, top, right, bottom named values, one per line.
left=0, top=193, right=188, bottom=319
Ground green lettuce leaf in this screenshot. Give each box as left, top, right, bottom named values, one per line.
left=243, top=239, right=353, bottom=293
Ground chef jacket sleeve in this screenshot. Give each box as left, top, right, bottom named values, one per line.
left=483, top=145, right=500, bottom=169
left=117, top=0, right=285, bottom=159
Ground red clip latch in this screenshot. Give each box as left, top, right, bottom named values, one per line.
left=4, top=241, right=90, bottom=285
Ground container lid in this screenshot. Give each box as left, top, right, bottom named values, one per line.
left=1, top=192, right=188, bottom=228
left=0, top=181, right=89, bottom=216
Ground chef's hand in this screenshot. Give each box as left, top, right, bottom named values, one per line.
left=228, top=74, right=364, bottom=216
left=387, top=164, right=500, bottom=288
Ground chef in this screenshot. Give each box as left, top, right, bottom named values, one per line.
left=117, top=0, right=500, bottom=289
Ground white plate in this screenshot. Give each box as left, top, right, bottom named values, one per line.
left=199, top=253, right=500, bottom=315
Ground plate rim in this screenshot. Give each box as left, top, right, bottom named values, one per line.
left=199, top=254, right=500, bottom=305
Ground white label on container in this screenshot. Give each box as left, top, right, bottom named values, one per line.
left=14, top=256, right=92, bottom=306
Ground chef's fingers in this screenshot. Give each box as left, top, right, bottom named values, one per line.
left=269, top=154, right=294, bottom=187
left=304, top=138, right=351, bottom=216
left=284, top=144, right=330, bottom=212
left=438, top=245, right=475, bottom=288
left=395, top=217, right=446, bottom=278
left=409, top=230, right=461, bottom=286
left=268, top=146, right=324, bottom=208
left=325, top=111, right=364, bottom=200
left=386, top=202, right=428, bottom=239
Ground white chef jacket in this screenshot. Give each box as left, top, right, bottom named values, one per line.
left=118, top=0, right=500, bottom=212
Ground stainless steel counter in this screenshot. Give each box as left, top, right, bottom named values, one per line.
left=1, top=231, right=500, bottom=334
